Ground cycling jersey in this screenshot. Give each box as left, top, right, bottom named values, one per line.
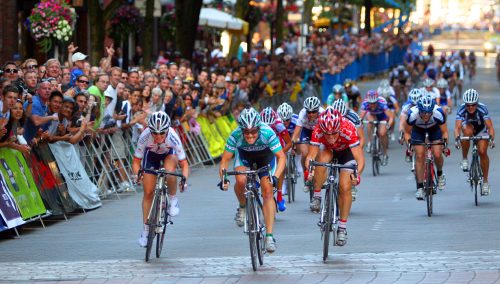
left=441, top=66, right=455, bottom=80
left=296, top=106, right=325, bottom=130
left=345, top=86, right=361, bottom=109
left=438, top=90, right=451, bottom=106
left=285, top=113, right=299, bottom=136
left=406, top=105, right=446, bottom=129
left=326, top=93, right=349, bottom=106
left=383, top=94, right=398, bottom=111
left=390, top=70, right=410, bottom=85
left=134, top=127, right=186, bottom=161
left=420, top=87, right=440, bottom=101
left=344, top=109, right=362, bottom=128
left=360, top=97, right=389, bottom=121
left=310, top=118, right=360, bottom=152
left=401, top=101, right=415, bottom=116
left=268, top=118, right=288, bottom=147
left=456, top=103, right=490, bottom=134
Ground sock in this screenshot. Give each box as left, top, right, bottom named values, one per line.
left=282, top=182, right=287, bottom=194
left=437, top=170, right=443, bottom=177
left=339, top=219, right=347, bottom=229
left=277, top=190, right=283, bottom=202
left=417, top=182, right=423, bottom=189
left=304, top=169, right=309, bottom=182
left=143, top=223, right=149, bottom=231
left=239, top=204, right=245, bottom=209
left=265, top=233, right=273, bottom=237
left=168, top=194, right=176, bottom=200
left=313, top=189, right=321, bottom=198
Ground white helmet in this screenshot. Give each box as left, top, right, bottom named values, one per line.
left=303, top=96, right=321, bottom=111
left=277, top=103, right=293, bottom=121
left=462, top=89, right=479, bottom=104
left=436, top=78, right=448, bottom=89
left=422, top=78, right=434, bottom=88
left=148, top=111, right=171, bottom=133
left=408, top=88, right=422, bottom=105
left=379, top=79, right=390, bottom=88
left=238, top=108, right=261, bottom=129
left=331, top=99, right=347, bottom=116
left=378, top=87, right=391, bottom=98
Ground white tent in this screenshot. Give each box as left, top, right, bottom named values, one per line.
left=198, top=8, right=248, bottom=32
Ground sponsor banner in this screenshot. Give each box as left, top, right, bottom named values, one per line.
left=0, top=148, right=46, bottom=219
left=49, top=142, right=102, bottom=210
left=30, top=149, right=64, bottom=215
left=0, top=171, right=24, bottom=228
left=35, top=144, right=79, bottom=213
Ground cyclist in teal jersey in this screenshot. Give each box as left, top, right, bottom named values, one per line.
left=219, top=108, right=286, bottom=253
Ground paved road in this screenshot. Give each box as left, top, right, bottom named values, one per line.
left=1, top=69, right=499, bottom=283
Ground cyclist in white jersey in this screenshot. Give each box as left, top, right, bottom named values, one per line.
left=132, top=111, right=189, bottom=247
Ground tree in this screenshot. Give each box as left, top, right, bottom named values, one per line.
left=228, top=0, right=250, bottom=58
left=142, top=0, right=155, bottom=69
left=87, top=0, right=121, bottom=66
left=364, top=0, right=373, bottom=36
left=276, top=0, right=284, bottom=47
left=175, top=0, right=203, bottom=60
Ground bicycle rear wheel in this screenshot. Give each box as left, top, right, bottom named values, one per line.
left=145, top=195, right=160, bottom=262
left=156, top=195, right=169, bottom=258
left=322, top=186, right=332, bottom=262
left=246, top=196, right=258, bottom=271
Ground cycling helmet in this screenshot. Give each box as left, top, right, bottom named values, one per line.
left=318, top=107, right=342, bottom=134
left=238, top=108, right=261, bottom=129
left=462, top=88, right=479, bottom=104
left=378, top=87, right=392, bottom=98
left=397, top=65, right=406, bottom=72
left=422, top=78, right=435, bottom=88
left=148, top=111, right=171, bottom=133
left=379, top=79, right=390, bottom=88
left=408, top=88, right=422, bottom=105
left=444, top=62, right=451, bottom=68
left=332, top=84, right=344, bottom=93
left=365, top=90, right=379, bottom=103
left=343, top=78, right=353, bottom=88
left=436, top=78, right=448, bottom=89
left=417, top=94, right=435, bottom=113
left=277, top=103, right=293, bottom=121
left=331, top=99, right=347, bottom=116
left=303, top=96, right=321, bottom=111
left=260, top=107, right=277, bottom=125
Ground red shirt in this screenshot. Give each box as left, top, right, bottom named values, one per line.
left=310, top=118, right=360, bottom=151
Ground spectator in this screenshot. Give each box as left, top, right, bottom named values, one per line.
left=45, top=59, right=62, bottom=83
left=23, top=80, right=57, bottom=144
left=23, top=70, right=38, bottom=95
left=0, top=99, right=31, bottom=155
left=38, top=64, right=47, bottom=80
left=2, top=62, right=20, bottom=83
left=87, top=73, right=110, bottom=130
left=68, top=46, right=88, bottom=87
left=149, top=87, right=164, bottom=113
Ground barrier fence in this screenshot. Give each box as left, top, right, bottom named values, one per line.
left=0, top=113, right=237, bottom=236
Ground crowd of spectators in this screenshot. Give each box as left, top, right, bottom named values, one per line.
left=0, top=31, right=412, bottom=153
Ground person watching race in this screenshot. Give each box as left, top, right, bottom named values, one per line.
left=402, top=94, right=449, bottom=200
left=260, top=107, right=292, bottom=212
left=359, top=90, right=394, bottom=166
left=454, top=89, right=495, bottom=195
left=305, top=107, right=364, bottom=245
left=132, top=111, right=189, bottom=247
left=291, top=96, right=324, bottom=193
left=218, top=108, right=286, bottom=253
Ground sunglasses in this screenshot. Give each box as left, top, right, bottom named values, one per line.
left=324, top=131, right=339, bottom=136
left=152, top=131, right=166, bottom=135
left=27, top=65, right=38, bottom=69
left=78, top=79, right=90, bottom=84
left=4, top=68, right=18, bottom=74
left=466, top=104, right=477, bottom=108
left=306, top=110, right=318, bottom=114
left=243, top=128, right=259, bottom=135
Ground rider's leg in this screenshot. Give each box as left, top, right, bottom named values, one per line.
left=142, top=173, right=157, bottom=224
left=234, top=166, right=248, bottom=206
left=260, top=175, right=276, bottom=234
left=378, top=124, right=388, bottom=156
left=338, top=170, right=353, bottom=221
left=461, top=124, right=474, bottom=159
left=478, top=140, right=490, bottom=183
left=164, top=155, right=179, bottom=196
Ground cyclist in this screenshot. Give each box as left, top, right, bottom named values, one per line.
left=331, top=99, right=364, bottom=201
left=403, top=94, right=448, bottom=200
left=389, top=65, right=411, bottom=102
left=343, top=79, right=362, bottom=112
left=454, top=89, right=495, bottom=195
left=378, top=86, right=400, bottom=141
left=277, top=102, right=301, bottom=189
left=436, top=78, right=452, bottom=114
left=467, top=51, right=476, bottom=80
left=261, top=107, right=292, bottom=212
left=452, top=59, right=465, bottom=96
left=359, top=90, right=394, bottom=166
left=440, top=62, right=457, bottom=91
left=219, top=108, right=286, bottom=253
left=326, top=84, right=349, bottom=106
left=291, top=97, right=324, bottom=192
left=420, top=78, right=440, bottom=102
left=133, top=111, right=190, bottom=247
left=305, top=107, right=365, bottom=245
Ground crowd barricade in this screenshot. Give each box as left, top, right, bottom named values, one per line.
left=321, top=45, right=408, bottom=102
left=172, top=122, right=214, bottom=167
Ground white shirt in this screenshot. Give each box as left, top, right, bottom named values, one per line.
left=104, top=84, right=117, bottom=117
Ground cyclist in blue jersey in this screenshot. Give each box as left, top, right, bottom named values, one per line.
left=359, top=90, right=394, bottom=165
left=378, top=85, right=400, bottom=141
left=454, top=89, right=495, bottom=195
left=277, top=102, right=298, bottom=137
left=399, top=88, right=423, bottom=143
left=420, top=78, right=440, bottom=102
left=403, top=94, right=449, bottom=200
left=132, top=111, right=189, bottom=247
left=436, top=78, right=452, bottom=114
left=219, top=108, right=286, bottom=253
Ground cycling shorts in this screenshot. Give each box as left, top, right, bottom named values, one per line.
left=141, top=148, right=175, bottom=175
left=373, top=113, right=388, bottom=122
left=234, top=148, right=276, bottom=179
left=411, top=125, right=442, bottom=143
left=300, top=128, right=313, bottom=142
left=461, top=121, right=488, bottom=136
left=326, top=147, right=356, bottom=171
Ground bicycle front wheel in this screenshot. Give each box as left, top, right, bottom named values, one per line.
left=246, top=195, right=258, bottom=271
left=256, top=202, right=265, bottom=266
left=145, top=194, right=160, bottom=262
left=372, top=136, right=380, bottom=176
left=322, top=186, right=332, bottom=262
left=156, top=196, right=169, bottom=258
left=425, top=162, right=434, bottom=217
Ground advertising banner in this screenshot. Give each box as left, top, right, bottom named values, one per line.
left=0, top=171, right=24, bottom=228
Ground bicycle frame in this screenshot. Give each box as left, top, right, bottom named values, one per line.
left=460, top=135, right=490, bottom=205
left=364, top=120, right=386, bottom=176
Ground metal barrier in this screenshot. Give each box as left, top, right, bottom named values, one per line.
left=173, top=122, right=215, bottom=167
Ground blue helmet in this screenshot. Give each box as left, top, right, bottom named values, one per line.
left=417, top=94, right=435, bottom=113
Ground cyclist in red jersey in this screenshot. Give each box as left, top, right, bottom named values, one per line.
left=305, top=107, right=365, bottom=246
left=261, top=107, right=292, bottom=211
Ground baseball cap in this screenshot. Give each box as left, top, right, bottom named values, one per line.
left=71, top=52, right=88, bottom=62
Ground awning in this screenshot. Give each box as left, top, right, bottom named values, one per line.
left=198, top=8, right=249, bottom=34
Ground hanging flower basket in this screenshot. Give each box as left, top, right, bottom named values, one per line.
left=25, top=0, right=77, bottom=53
left=109, top=4, right=143, bottom=42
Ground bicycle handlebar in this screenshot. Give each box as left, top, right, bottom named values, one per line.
left=459, top=135, right=490, bottom=141
left=293, top=141, right=310, bottom=145
left=308, top=160, right=358, bottom=177
left=223, top=165, right=271, bottom=178
left=362, top=120, right=387, bottom=125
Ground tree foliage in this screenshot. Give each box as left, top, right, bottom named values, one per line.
left=175, top=0, right=203, bottom=60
